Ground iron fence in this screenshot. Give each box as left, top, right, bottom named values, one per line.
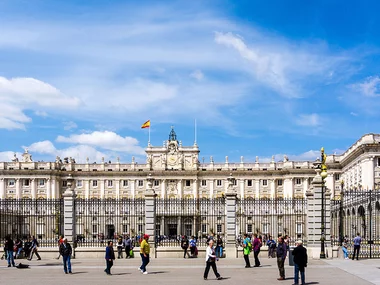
left=0, top=198, right=63, bottom=247
left=331, top=189, right=380, bottom=258
left=155, top=198, right=226, bottom=247
left=75, top=198, right=145, bottom=247
left=236, top=198, right=307, bottom=246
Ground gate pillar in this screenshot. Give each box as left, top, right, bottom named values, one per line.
left=225, top=174, right=238, bottom=258
left=145, top=174, right=157, bottom=257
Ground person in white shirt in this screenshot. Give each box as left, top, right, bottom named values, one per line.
left=203, top=240, right=222, bottom=280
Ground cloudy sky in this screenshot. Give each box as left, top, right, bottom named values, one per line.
left=1, top=0, right=379, bottom=163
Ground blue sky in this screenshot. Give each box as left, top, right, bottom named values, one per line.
left=1, top=0, right=380, bottom=163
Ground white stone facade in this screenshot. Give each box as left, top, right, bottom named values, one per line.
left=1, top=132, right=380, bottom=199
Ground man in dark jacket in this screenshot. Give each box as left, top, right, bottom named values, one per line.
left=105, top=241, right=115, bottom=275
left=292, top=240, right=308, bottom=285
left=4, top=236, right=16, bottom=267
left=59, top=238, right=72, bottom=274
left=276, top=236, right=287, bottom=281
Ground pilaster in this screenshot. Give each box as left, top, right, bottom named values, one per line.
left=145, top=174, right=157, bottom=257
left=0, top=178, right=5, bottom=199
left=62, top=175, right=76, bottom=243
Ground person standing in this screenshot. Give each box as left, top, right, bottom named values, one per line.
left=352, top=233, right=362, bottom=260
left=292, top=240, right=308, bottom=285
left=215, top=236, right=223, bottom=258
left=56, top=235, right=64, bottom=259
left=28, top=236, right=41, bottom=261
left=181, top=235, right=190, bottom=259
left=117, top=237, right=124, bottom=259
left=276, top=236, right=287, bottom=281
left=139, top=234, right=150, bottom=274
left=252, top=233, right=261, bottom=267
left=242, top=234, right=251, bottom=268
left=59, top=238, right=72, bottom=274
left=189, top=236, right=197, bottom=258
left=342, top=241, right=349, bottom=259
left=105, top=241, right=115, bottom=275
left=4, top=236, right=16, bottom=267
left=124, top=235, right=132, bottom=258
left=203, top=240, right=222, bottom=280
left=14, top=238, right=23, bottom=259
left=267, top=236, right=276, bottom=258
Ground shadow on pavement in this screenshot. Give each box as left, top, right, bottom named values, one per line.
left=70, top=272, right=87, bottom=275
left=148, top=271, right=169, bottom=274
left=305, top=282, right=319, bottom=284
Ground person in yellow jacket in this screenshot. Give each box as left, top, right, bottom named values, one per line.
left=139, top=234, right=150, bottom=274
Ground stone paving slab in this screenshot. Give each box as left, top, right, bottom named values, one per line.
left=0, top=257, right=376, bottom=285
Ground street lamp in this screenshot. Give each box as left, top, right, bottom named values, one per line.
left=320, top=147, right=328, bottom=259
left=339, top=180, right=344, bottom=246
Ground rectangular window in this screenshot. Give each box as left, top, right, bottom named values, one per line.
left=24, top=179, right=30, bottom=186
left=217, top=180, right=222, bottom=186
left=8, top=179, right=15, bottom=186
left=277, top=179, right=283, bottom=186
left=123, top=225, right=128, bottom=233
left=185, top=180, right=191, bottom=187
left=77, top=180, right=83, bottom=187
left=92, top=180, right=98, bottom=187
left=247, top=224, right=252, bottom=233
left=39, top=179, right=45, bottom=186
left=217, top=224, right=222, bottom=233
left=107, top=180, right=113, bottom=187
left=123, top=180, right=128, bottom=187
left=233, top=179, right=237, bottom=186
left=247, top=180, right=252, bottom=187
left=262, top=179, right=267, bottom=186
left=154, top=180, right=160, bottom=187
left=334, top=174, right=340, bottom=181
left=138, top=224, right=143, bottom=233
left=201, top=180, right=207, bottom=186
left=62, top=181, right=67, bottom=187
left=295, top=178, right=302, bottom=185
left=202, top=224, right=207, bottom=233
left=296, top=223, right=302, bottom=234
left=92, top=225, right=98, bottom=233
left=138, top=180, right=144, bottom=187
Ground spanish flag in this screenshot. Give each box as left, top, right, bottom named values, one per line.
left=141, top=120, right=151, bottom=129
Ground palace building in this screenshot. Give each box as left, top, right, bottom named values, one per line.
left=1, top=130, right=380, bottom=200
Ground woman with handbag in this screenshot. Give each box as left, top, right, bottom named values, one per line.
left=181, top=236, right=190, bottom=259
left=203, top=240, right=222, bottom=280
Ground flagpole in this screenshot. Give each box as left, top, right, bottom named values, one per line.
left=194, top=118, right=197, bottom=146
left=148, top=125, right=151, bottom=146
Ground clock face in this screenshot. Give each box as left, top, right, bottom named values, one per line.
left=168, top=155, right=177, bottom=165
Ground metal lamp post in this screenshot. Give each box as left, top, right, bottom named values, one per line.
left=320, top=147, right=328, bottom=259
left=339, top=180, right=344, bottom=246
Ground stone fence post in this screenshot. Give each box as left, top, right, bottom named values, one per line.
left=225, top=174, right=237, bottom=258
left=62, top=174, right=76, bottom=246
left=145, top=174, right=157, bottom=257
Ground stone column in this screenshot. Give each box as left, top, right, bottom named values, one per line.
left=85, top=180, right=90, bottom=199
left=46, top=178, right=51, bottom=199
left=100, top=180, right=105, bottom=199
left=225, top=174, right=237, bottom=258
left=239, top=179, right=245, bottom=198
left=115, top=179, right=120, bottom=199
left=15, top=178, right=21, bottom=198
left=161, top=179, right=166, bottom=199
left=0, top=178, right=5, bottom=199
left=209, top=180, right=214, bottom=198
left=270, top=179, right=276, bottom=198
left=145, top=174, right=157, bottom=257
left=62, top=175, right=76, bottom=243
left=177, top=179, right=183, bottom=198
left=254, top=179, right=260, bottom=198
left=193, top=179, right=198, bottom=199
left=31, top=178, right=37, bottom=199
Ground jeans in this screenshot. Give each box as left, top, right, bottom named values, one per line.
left=294, top=263, right=305, bottom=284
left=277, top=257, right=285, bottom=278
left=105, top=259, right=113, bottom=274
left=15, top=247, right=23, bottom=258
left=352, top=245, right=360, bottom=260
left=253, top=250, right=261, bottom=266
left=215, top=246, right=223, bottom=258
left=204, top=261, right=220, bottom=279
left=140, top=253, right=150, bottom=272
left=63, top=255, right=72, bottom=273
left=342, top=247, right=348, bottom=259
left=125, top=246, right=130, bottom=258
left=7, top=250, right=15, bottom=266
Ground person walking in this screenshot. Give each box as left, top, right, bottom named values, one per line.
left=276, top=236, right=287, bottom=281
left=124, top=235, right=132, bottom=258
left=14, top=238, right=23, bottom=259
left=56, top=235, right=64, bottom=259
left=203, top=240, right=222, bottom=280
left=242, top=234, right=251, bottom=268
left=292, top=240, right=308, bottom=285
left=105, top=241, right=115, bottom=275
left=117, top=237, right=124, bottom=259
left=4, top=236, right=16, bottom=267
left=181, top=235, right=190, bottom=259
left=352, top=233, right=362, bottom=260
left=252, top=233, right=262, bottom=267
left=59, top=238, right=73, bottom=274
left=139, top=234, right=150, bottom=274
left=267, top=236, right=276, bottom=258
left=28, top=236, right=41, bottom=261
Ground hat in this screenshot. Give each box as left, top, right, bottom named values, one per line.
left=143, top=234, right=149, bottom=239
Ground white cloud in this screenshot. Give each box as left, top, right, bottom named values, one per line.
left=34, top=110, right=48, bottom=117
left=63, top=121, right=78, bottom=131
left=261, top=150, right=321, bottom=162
left=0, top=151, right=22, bottom=162
left=190, top=70, right=204, bottom=81
left=56, top=131, right=145, bottom=154
left=0, top=76, right=81, bottom=130
left=26, top=140, right=57, bottom=154
left=351, top=76, right=380, bottom=97
left=295, top=114, right=321, bottom=127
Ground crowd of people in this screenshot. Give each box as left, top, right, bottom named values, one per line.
left=1, top=235, right=41, bottom=266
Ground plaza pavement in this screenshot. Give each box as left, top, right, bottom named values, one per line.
left=1, top=255, right=379, bottom=285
